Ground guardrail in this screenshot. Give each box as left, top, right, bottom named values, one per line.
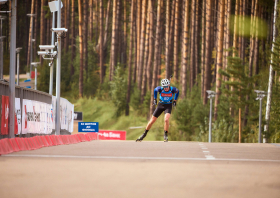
left=0, top=81, right=71, bottom=139
left=0, top=80, right=52, bottom=104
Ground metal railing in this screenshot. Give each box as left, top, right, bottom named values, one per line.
left=0, top=80, right=52, bottom=103
left=0, top=80, right=70, bottom=138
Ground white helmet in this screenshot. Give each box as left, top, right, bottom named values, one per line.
left=161, top=79, right=170, bottom=87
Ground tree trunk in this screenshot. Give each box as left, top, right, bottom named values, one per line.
left=203, top=0, right=212, bottom=105
left=110, top=0, right=117, bottom=81
left=182, top=0, right=189, bottom=98
left=149, top=0, right=162, bottom=116
left=190, top=0, right=196, bottom=89
left=165, top=0, right=170, bottom=79
left=201, top=0, right=206, bottom=99
left=141, top=0, right=151, bottom=103
left=224, top=0, right=231, bottom=85
left=264, top=0, right=278, bottom=143
left=214, top=0, right=225, bottom=120
left=133, top=3, right=137, bottom=84
left=173, top=0, right=179, bottom=82
left=222, top=0, right=227, bottom=76
left=83, top=0, right=89, bottom=79
left=89, top=0, right=93, bottom=41
left=123, top=0, right=127, bottom=68
left=168, top=0, right=176, bottom=78
left=136, top=0, right=142, bottom=84
left=241, top=0, right=246, bottom=64
left=96, top=0, right=111, bottom=53
left=232, top=0, right=239, bottom=57
left=116, top=0, right=121, bottom=65
left=103, top=0, right=112, bottom=49
left=137, top=0, right=147, bottom=90
left=244, top=0, right=258, bottom=126
left=27, top=0, right=35, bottom=69
left=249, top=0, right=257, bottom=78
left=95, top=0, right=99, bottom=45
left=255, top=7, right=261, bottom=76
left=195, top=0, right=201, bottom=86
left=210, top=0, right=215, bottom=85
left=126, top=0, right=135, bottom=116
left=78, top=0, right=84, bottom=98
left=158, top=8, right=164, bottom=81
left=147, top=0, right=154, bottom=92
left=229, top=0, right=239, bottom=115
left=180, top=0, right=185, bottom=84
left=65, top=0, right=70, bottom=52
left=99, top=0, right=104, bottom=84
left=238, top=0, right=242, bottom=59
left=254, top=6, right=260, bottom=76
left=71, top=0, right=75, bottom=76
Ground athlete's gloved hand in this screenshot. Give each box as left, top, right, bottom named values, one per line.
left=153, top=99, right=157, bottom=105
left=173, top=101, right=177, bottom=107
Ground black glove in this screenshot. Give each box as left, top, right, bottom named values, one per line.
left=153, top=99, right=157, bottom=105
left=173, top=101, right=176, bottom=107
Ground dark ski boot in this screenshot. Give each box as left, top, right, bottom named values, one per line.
left=136, top=131, right=147, bottom=142
left=164, top=131, right=168, bottom=142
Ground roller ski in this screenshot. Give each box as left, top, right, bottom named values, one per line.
left=136, top=131, right=147, bottom=142
left=164, top=131, right=168, bottom=142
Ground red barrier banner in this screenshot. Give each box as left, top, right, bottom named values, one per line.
left=1, top=96, right=9, bottom=135
left=98, top=130, right=126, bottom=140
left=0, top=96, right=21, bottom=135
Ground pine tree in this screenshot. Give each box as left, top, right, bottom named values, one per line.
left=219, top=53, right=257, bottom=142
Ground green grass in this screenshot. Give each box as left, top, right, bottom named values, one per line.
left=72, top=97, right=176, bottom=141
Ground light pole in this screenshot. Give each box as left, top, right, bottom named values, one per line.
left=0, top=15, right=6, bottom=80
left=48, top=0, right=63, bottom=95
left=206, top=90, right=216, bottom=143
left=31, top=62, right=40, bottom=90
left=50, top=0, right=66, bottom=136
left=27, top=13, right=36, bottom=79
left=16, top=47, right=22, bottom=85
left=9, top=0, right=17, bottom=139
left=255, top=90, right=266, bottom=143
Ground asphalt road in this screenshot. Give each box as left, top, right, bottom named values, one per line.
left=1, top=141, right=280, bottom=198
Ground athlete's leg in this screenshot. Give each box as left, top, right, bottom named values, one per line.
left=146, top=116, right=157, bottom=130
left=164, top=113, right=171, bottom=131
left=136, top=104, right=163, bottom=142
left=136, top=116, right=158, bottom=142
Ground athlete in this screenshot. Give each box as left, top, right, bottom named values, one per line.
left=136, top=78, right=179, bottom=142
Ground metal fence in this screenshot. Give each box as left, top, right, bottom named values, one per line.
left=0, top=80, right=52, bottom=104
left=0, top=81, right=70, bottom=138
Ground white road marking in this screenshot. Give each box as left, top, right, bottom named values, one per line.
left=206, top=158, right=216, bottom=160
left=205, top=155, right=215, bottom=158
left=2, top=154, right=280, bottom=162
left=199, top=143, right=215, bottom=160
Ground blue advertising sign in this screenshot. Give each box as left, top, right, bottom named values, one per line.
left=78, top=122, right=99, bottom=132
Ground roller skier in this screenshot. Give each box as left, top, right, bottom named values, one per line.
left=136, top=78, right=179, bottom=142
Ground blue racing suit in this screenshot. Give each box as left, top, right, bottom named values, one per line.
left=154, top=86, right=179, bottom=104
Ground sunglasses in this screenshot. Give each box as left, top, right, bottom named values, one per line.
left=163, top=86, right=169, bottom=88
